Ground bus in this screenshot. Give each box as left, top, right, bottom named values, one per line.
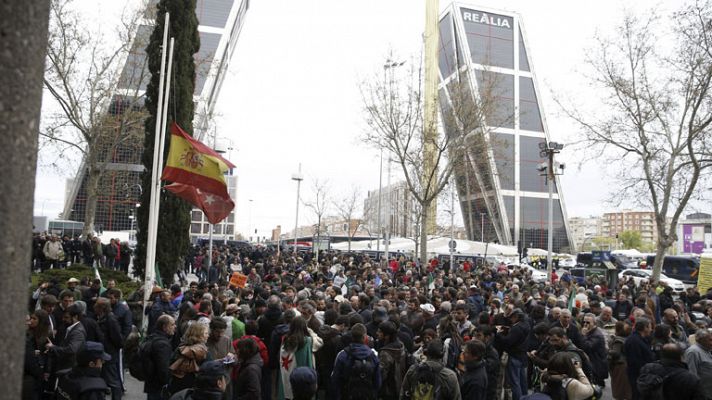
left=644, top=255, right=699, bottom=284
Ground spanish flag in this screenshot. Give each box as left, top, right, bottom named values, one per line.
left=161, top=123, right=235, bottom=224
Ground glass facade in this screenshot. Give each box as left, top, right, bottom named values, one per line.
left=64, top=0, right=249, bottom=237
left=439, top=5, right=573, bottom=252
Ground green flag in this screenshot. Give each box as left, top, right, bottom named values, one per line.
left=154, top=263, right=163, bottom=288
left=567, top=286, right=576, bottom=311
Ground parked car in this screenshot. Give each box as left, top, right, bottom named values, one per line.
left=559, top=257, right=576, bottom=269
left=618, top=268, right=685, bottom=292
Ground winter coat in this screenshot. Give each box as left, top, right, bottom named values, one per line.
left=379, top=339, right=408, bottom=400
left=579, top=327, right=609, bottom=385
left=143, top=330, right=173, bottom=395
left=494, top=320, right=530, bottom=361
left=460, top=360, right=487, bottom=400
left=638, top=359, right=701, bottom=400
left=51, top=321, right=87, bottom=372
left=234, top=352, right=263, bottom=400
left=330, top=342, right=381, bottom=400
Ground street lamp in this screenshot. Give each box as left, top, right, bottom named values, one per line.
left=480, top=213, right=485, bottom=242
left=291, top=164, right=303, bottom=252
left=537, top=141, right=565, bottom=281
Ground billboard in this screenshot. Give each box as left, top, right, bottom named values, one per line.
left=682, top=224, right=706, bottom=254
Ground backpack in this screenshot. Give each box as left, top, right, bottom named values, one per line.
left=406, top=362, right=444, bottom=400
left=128, top=336, right=154, bottom=381
left=636, top=365, right=680, bottom=400
left=343, top=348, right=378, bottom=400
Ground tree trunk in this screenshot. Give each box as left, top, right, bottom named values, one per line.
left=419, top=202, right=429, bottom=268
left=651, top=241, right=667, bottom=281
left=83, top=166, right=101, bottom=235
left=0, top=1, right=50, bottom=398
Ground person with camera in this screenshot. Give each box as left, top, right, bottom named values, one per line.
left=494, top=308, right=530, bottom=400
left=537, top=352, right=594, bottom=400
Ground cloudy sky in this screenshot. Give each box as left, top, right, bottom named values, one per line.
left=36, top=0, right=699, bottom=239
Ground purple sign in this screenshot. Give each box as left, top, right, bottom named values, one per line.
left=683, top=224, right=705, bottom=254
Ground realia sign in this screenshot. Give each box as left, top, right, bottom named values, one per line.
left=461, top=10, right=512, bottom=29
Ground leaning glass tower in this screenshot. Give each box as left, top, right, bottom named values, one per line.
left=438, top=4, right=574, bottom=253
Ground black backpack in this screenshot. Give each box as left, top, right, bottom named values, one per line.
left=343, top=348, right=378, bottom=400
left=128, top=336, right=154, bottom=381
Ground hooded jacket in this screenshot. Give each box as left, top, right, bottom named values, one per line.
left=379, top=339, right=407, bottom=400
left=234, top=352, right=263, bottom=400
left=460, top=359, right=487, bottom=400
left=330, top=342, right=381, bottom=400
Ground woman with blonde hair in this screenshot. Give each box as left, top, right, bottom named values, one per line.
left=168, top=321, right=211, bottom=395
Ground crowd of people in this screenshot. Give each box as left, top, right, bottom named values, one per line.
left=32, top=232, right=132, bottom=273
left=23, top=242, right=712, bottom=400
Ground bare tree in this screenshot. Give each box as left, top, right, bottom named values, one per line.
left=42, top=0, right=148, bottom=234
left=559, top=3, right=712, bottom=281
left=303, top=178, right=331, bottom=243
left=333, top=187, right=364, bottom=251
left=362, top=55, right=506, bottom=263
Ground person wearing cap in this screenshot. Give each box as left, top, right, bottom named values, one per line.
left=169, top=360, right=228, bottom=400
left=66, top=278, right=83, bottom=302
left=400, top=340, right=461, bottom=400
left=493, top=308, right=530, bottom=400
left=56, top=341, right=111, bottom=400
left=289, top=366, right=317, bottom=400
left=420, top=303, right=438, bottom=332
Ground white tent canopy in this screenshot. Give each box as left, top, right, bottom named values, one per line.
left=330, top=236, right=519, bottom=257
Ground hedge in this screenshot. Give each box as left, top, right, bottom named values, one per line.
left=31, top=264, right=141, bottom=298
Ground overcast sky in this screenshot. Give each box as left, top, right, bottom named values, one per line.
left=36, top=0, right=701, bottom=239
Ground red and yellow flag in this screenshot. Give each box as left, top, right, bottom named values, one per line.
left=161, top=123, right=235, bottom=224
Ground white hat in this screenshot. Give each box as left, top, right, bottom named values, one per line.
left=334, top=295, right=346, bottom=303
left=420, top=304, right=435, bottom=314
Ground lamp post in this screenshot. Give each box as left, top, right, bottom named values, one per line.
left=248, top=199, right=253, bottom=242
left=480, top=213, right=485, bottom=242
left=377, top=150, right=382, bottom=255
left=291, top=164, right=303, bottom=252
left=450, top=179, right=455, bottom=270
left=537, top=141, right=565, bottom=281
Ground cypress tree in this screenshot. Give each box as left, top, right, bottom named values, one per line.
left=135, top=0, right=200, bottom=282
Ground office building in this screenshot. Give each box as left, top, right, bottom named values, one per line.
left=62, top=0, right=249, bottom=236
left=438, top=5, right=574, bottom=252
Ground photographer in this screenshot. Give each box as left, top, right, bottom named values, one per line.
left=539, top=352, right=594, bottom=400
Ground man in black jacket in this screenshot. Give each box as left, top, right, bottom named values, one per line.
left=144, top=315, right=176, bottom=400
left=460, top=339, right=488, bottom=400
left=377, top=321, right=407, bottom=400
left=494, top=308, right=530, bottom=400
left=48, top=303, right=87, bottom=373
left=638, top=343, right=702, bottom=400
left=580, top=313, right=609, bottom=387
left=94, top=297, right=123, bottom=400
left=474, top=325, right=500, bottom=400
left=624, top=318, right=655, bottom=400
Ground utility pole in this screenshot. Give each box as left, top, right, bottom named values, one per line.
left=292, top=164, right=303, bottom=252
left=537, top=141, right=565, bottom=281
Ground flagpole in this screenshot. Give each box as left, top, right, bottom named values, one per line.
left=142, top=13, right=172, bottom=334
